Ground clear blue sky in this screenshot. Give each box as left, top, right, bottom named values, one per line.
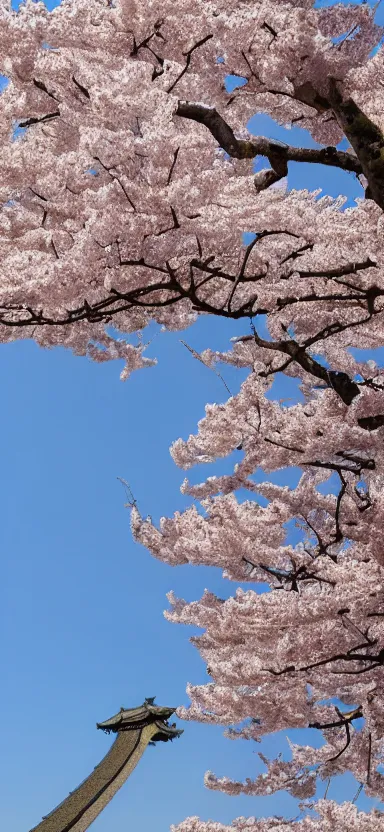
left=3, top=2, right=383, bottom=831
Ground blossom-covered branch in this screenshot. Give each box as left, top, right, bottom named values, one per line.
left=176, top=100, right=364, bottom=192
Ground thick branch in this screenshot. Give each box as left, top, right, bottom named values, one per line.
left=175, top=101, right=363, bottom=181
left=328, top=78, right=384, bottom=211
left=242, top=556, right=336, bottom=592
left=309, top=704, right=362, bottom=762
left=267, top=642, right=383, bottom=677
left=236, top=327, right=360, bottom=406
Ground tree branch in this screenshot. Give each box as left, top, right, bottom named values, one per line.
left=236, top=325, right=360, bottom=406
left=175, top=101, right=363, bottom=184
left=328, top=78, right=384, bottom=211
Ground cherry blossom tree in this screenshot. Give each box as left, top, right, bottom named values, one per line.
left=3, top=0, right=384, bottom=828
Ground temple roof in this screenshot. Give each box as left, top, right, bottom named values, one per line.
left=96, top=698, right=183, bottom=741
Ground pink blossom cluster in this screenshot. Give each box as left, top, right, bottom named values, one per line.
left=171, top=801, right=383, bottom=832
left=0, top=0, right=383, bottom=375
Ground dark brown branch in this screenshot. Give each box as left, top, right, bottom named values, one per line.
left=267, top=642, right=383, bottom=677
left=328, top=78, right=384, bottom=212
left=237, top=325, right=360, bottom=406
left=328, top=718, right=351, bottom=762
left=302, top=515, right=332, bottom=559
left=358, top=414, right=384, bottom=431
left=367, top=732, right=372, bottom=786
left=242, top=556, right=336, bottom=592
left=309, top=706, right=362, bottom=731
left=333, top=472, right=346, bottom=544
left=277, top=291, right=368, bottom=309
left=93, top=156, right=136, bottom=211
left=33, top=78, right=59, bottom=102
left=175, top=101, right=363, bottom=180
left=303, top=457, right=374, bottom=475
left=72, top=75, right=91, bottom=99
left=311, top=705, right=363, bottom=762
left=167, top=147, right=180, bottom=185
left=264, top=437, right=305, bottom=454
left=285, top=257, right=377, bottom=281
left=19, top=110, right=60, bottom=128
left=131, top=19, right=166, bottom=66
left=167, top=35, right=214, bottom=94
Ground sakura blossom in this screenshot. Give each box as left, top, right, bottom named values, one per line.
left=171, top=801, right=383, bottom=832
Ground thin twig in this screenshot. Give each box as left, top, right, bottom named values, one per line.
left=352, top=782, right=363, bottom=804
left=180, top=339, right=232, bottom=396
left=367, top=732, right=372, bottom=786
left=117, top=477, right=138, bottom=508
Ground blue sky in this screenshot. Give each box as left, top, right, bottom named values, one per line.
left=3, top=1, right=384, bottom=831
